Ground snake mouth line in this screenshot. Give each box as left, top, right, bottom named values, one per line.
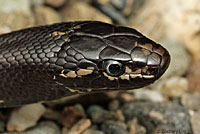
left=119, top=73, right=155, bottom=80
left=129, top=74, right=155, bottom=79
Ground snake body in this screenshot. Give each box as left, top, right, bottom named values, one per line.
left=0, top=21, right=170, bottom=107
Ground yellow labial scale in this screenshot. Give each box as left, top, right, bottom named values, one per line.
left=142, top=66, right=148, bottom=74
left=120, top=74, right=130, bottom=80
left=77, top=69, right=93, bottom=76
left=87, top=67, right=95, bottom=70
left=51, top=31, right=66, bottom=36
left=60, top=70, right=77, bottom=78
left=130, top=74, right=143, bottom=78
left=143, top=75, right=155, bottom=78
left=132, top=69, right=142, bottom=74
left=125, top=67, right=132, bottom=74
left=103, top=72, right=115, bottom=81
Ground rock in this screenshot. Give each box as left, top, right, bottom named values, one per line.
left=25, top=121, right=61, bottom=134
left=116, top=110, right=125, bottom=121
left=191, top=111, right=200, bottom=134
left=129, top=0, right=200, bottom=59
left=188, top=32, right=200, bottom=60
left=0, top=120, right=5, bottom=132
left=118, top=93, right=135, bottom=102
left=74, top=103, right=85, bottom=114
left=101, top=120, right=129, bottom=134
left=82, top=128, right=105, bottom=134
left=45, top=0, right=66, bottom=8
left=160, top=40, right=190, bottom=78
left=62, top=1, right=111, bottom=23
left=62, top=106, right=86, bottom=129
left=87, top=105, right=119, bottom=123
left=7, top=103, right=46, bottom=131
left=31, top=0, right=44, bottom=6
left=127, top=118, right=146, bottom=134
left=42, top=108, right=62, bottom=123
left=181, top=92, right=200, bottom=111
left=122, top=102, right=192, bottom=134
left=108, top=99, right=120, bottom=111
left=187, top=59, right=200, bottom=92
left=0, top=0, right=34, bottom=30
left=92, top=0, right=128, bottom=25
left=155, top=76, right=189, bottom=98
left=63, top=119, right=91, bottom=134
left=0, top=0, right=31, bottom=14
left=134, top=89, right=164, bottom=102
left=34, top=6, right=62, bottom=25
left=0, top=25, right=11, bottom=34
left=110, top=0, right=126, bottom=10
left=0, top=112, right=6, bottom=132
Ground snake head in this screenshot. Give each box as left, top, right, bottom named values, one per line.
left=57, top=21, right=171, bottom=91
left=98, top=36, right=171, bottom=90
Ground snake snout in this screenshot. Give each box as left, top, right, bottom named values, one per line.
left=129, top=42, right=170, bottom=82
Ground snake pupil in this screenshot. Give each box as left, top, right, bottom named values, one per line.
left=109, top=64, right=121, bottom=74
left=105, top=60, right=125, bottom=76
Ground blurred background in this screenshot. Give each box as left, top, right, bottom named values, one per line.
left=0, top=0, right=199, bottom=134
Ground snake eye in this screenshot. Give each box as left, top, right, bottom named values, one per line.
left=104, top=60, right=125, bottom=77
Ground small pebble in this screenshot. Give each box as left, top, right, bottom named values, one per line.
left=187, top=59, right=200, bottom=92
left=110, top=0, right=126, bottom=10
left=108, top=99, right=120, bottom=111
left=87, top=105, right=119, bottom=123
left=155, top=76, right=188, bottom=98
left=34, top=6, right=61, bottom=25
left=43, top=108, right=62, bottom=122
left=0, top=120, right=5, bottom=132
left=0, top=0, right=34, bottom=30
left=0, top=0, right=31, bottom=14
left=31, top=0, right=44, bottom=6
left=191, top=111, right=200, bottom=134
left=122, top=102, right=192, bottom=133
left=25, top=121, right=60, bottom=134
left=7, top=103, right=46, bottom=131
left=74, top=103, right=85, bottom=114
left=160, top=40, right=190, bottom=78
left=134, top=89, right=164, bottom=102
left=118, top=93, right=135, bottom=102
left=64, top=118, right=91, bottom=134
left=45, top=0, right=66, bottom=8
left=62, top=106, right=86, bottom=129
left=62, top=1, right=111, bottom=22
left=116, top=110, right=125, bottom=121
left=127, top=118, right=146, bottom=134
left=101, top=120, right=129, bottom=134
left=82, top=128, right=105, bottom=134
left=181, top=92, right=200, bottom=111
left=0, top=25, right=11, bottom=34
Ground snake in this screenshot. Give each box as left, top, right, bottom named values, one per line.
left=0, top=21, right=170, bottom=108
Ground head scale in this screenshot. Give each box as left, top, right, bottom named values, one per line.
left=56, top=21, right=170, bottom=92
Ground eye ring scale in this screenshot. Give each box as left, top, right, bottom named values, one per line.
left=104, top=60, right=125, bottom=77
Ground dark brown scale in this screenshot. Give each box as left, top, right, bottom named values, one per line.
left=0, top=21, right=170, bottom=107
